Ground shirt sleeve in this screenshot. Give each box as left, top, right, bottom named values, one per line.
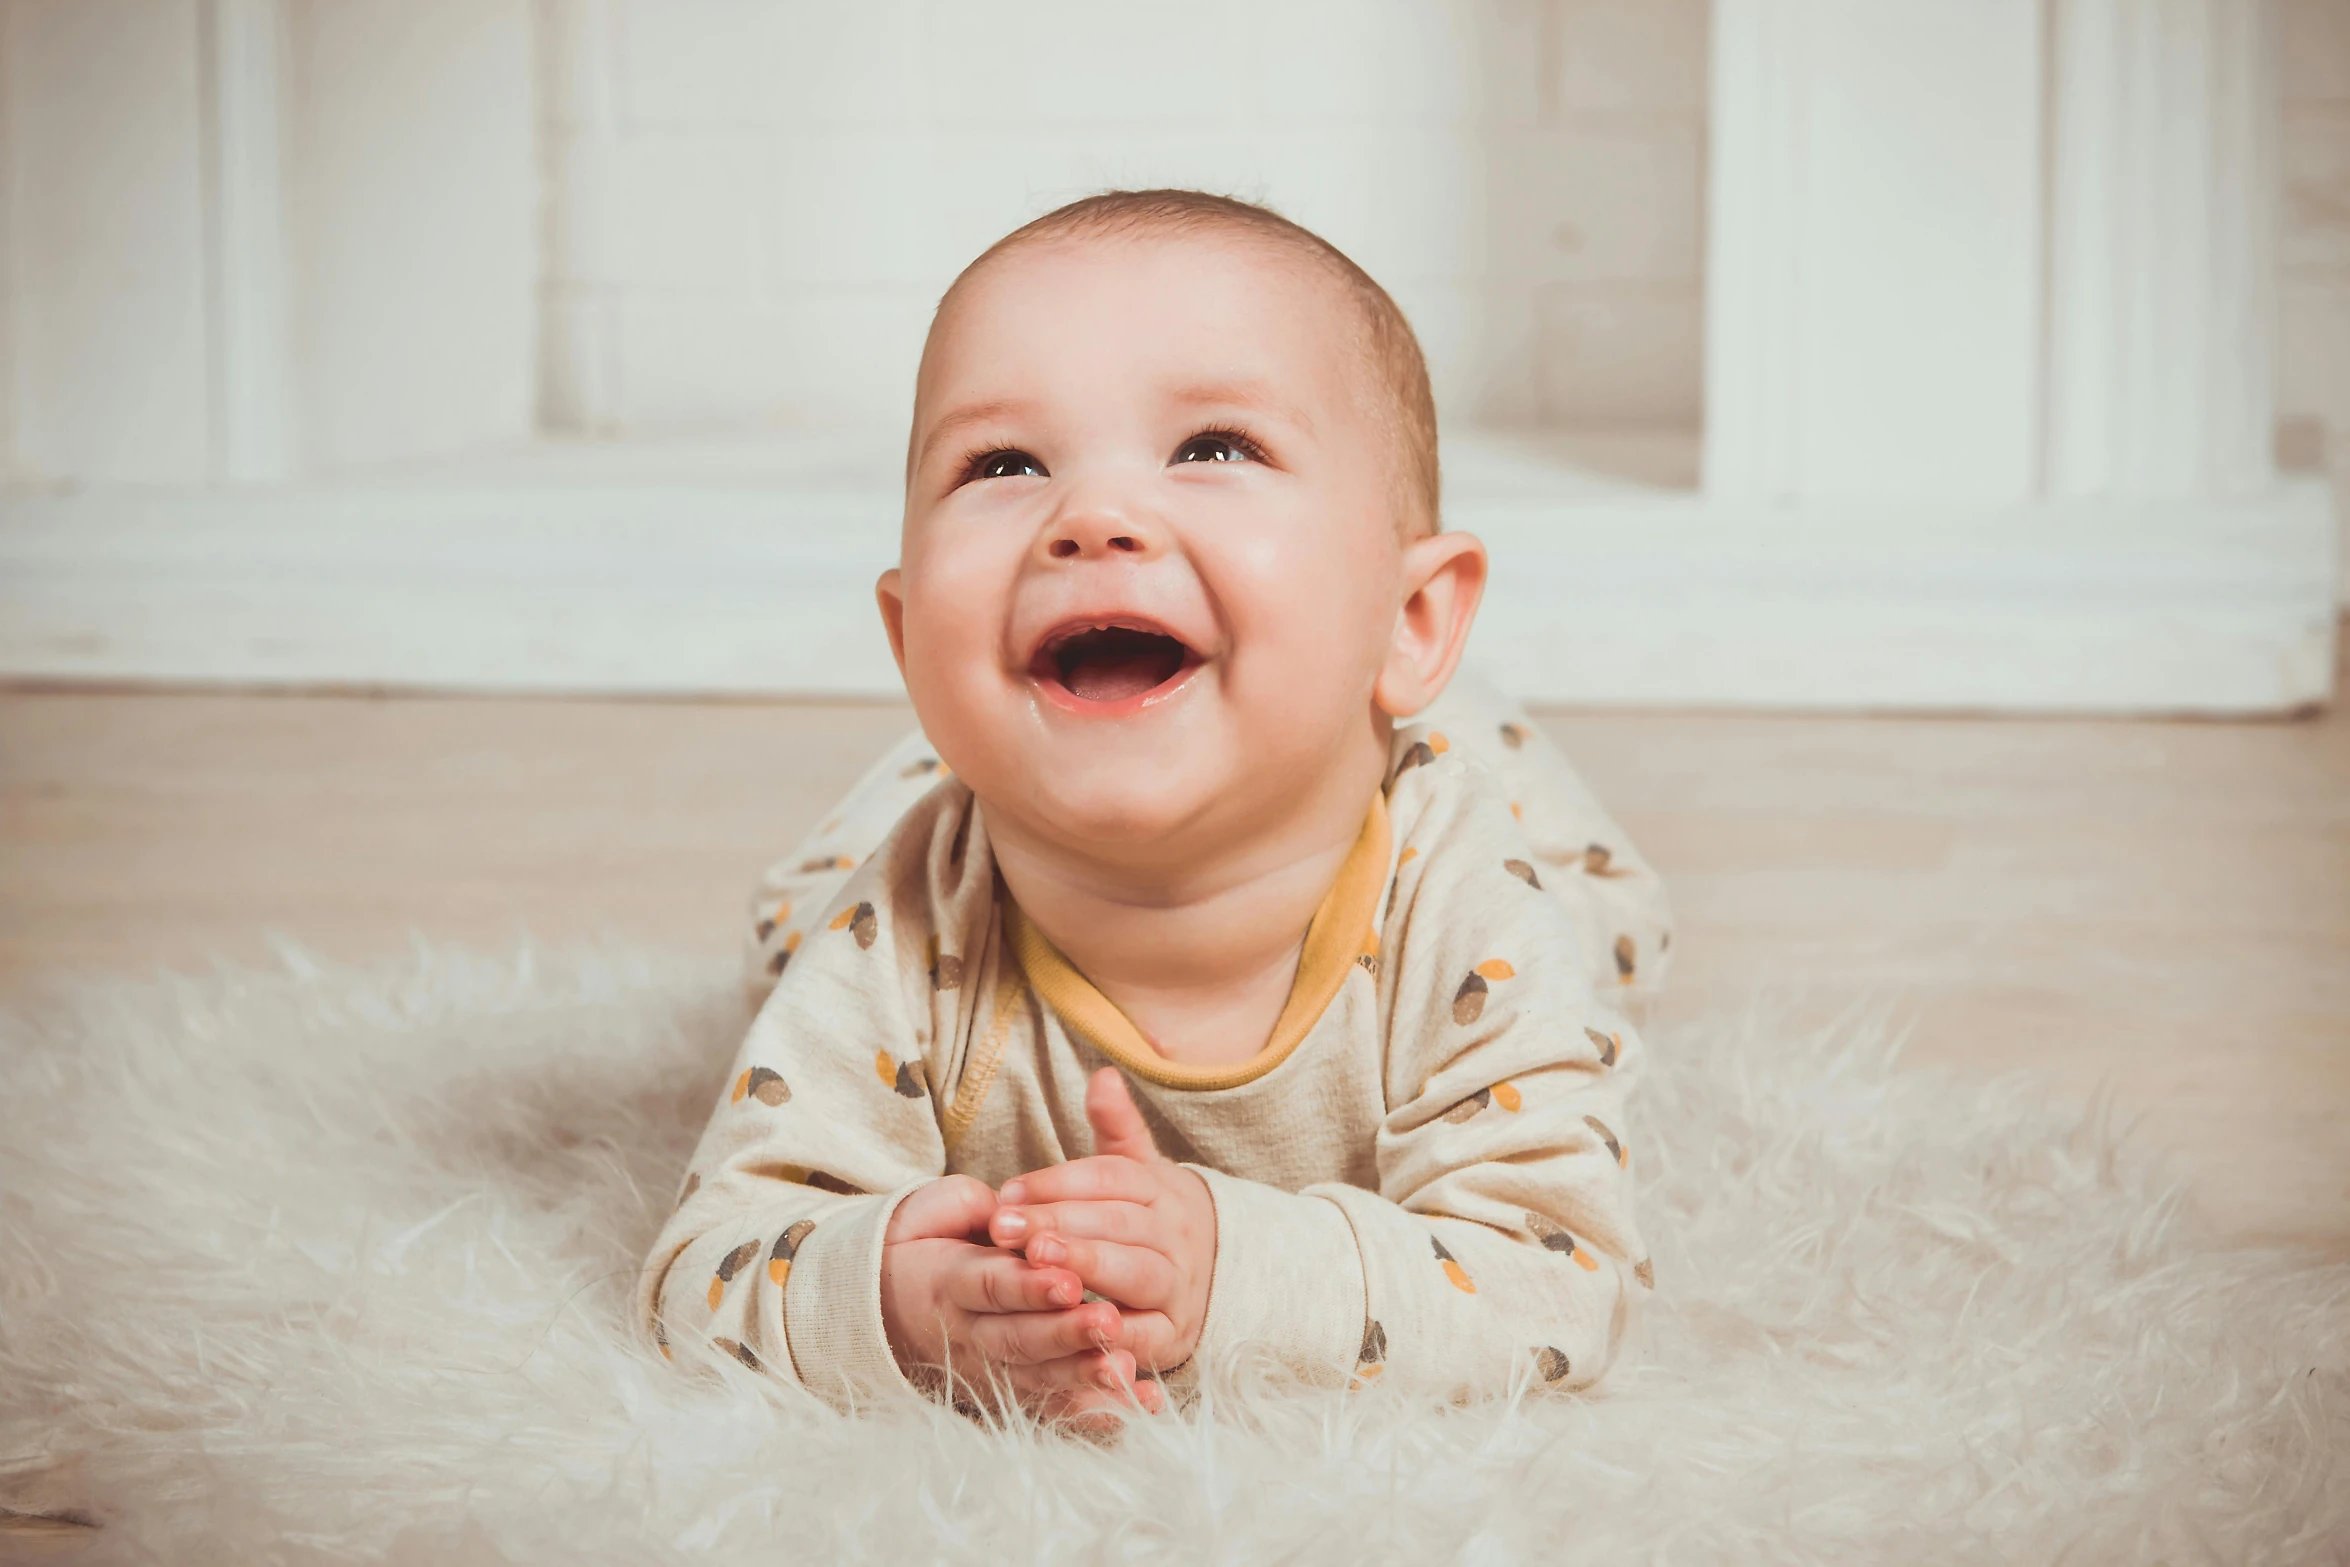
left=1412, top=667, right=1675, bottom=999
left=741, top=727, right=958, bottom=1013
left=1184, top=746, right=1655, bottom=1400
left=644, top=785, right=984, bottom=1407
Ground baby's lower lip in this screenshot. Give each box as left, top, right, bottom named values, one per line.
left=1030, top=657, right=1201, bottom=718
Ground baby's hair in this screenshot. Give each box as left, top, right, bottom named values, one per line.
left=926, top=189, right=1442, bottom=537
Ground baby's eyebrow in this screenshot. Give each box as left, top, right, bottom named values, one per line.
left=1165, top=380, right=1317, bottom=435
left=914, top=397, right=1039, bottom=469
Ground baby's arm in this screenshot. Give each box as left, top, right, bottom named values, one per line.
left=1340, top=755, right=1654, bottom=1394
left=1417, top=668, right=1674, bottom=999
left=648, top=797, right=1141, bottom=1414
left=740, top=728, right=956, bottom=1013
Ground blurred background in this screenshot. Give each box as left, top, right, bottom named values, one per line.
left=0, top=3, right=2345, bottom=1252
left=0, top=0, right=2339, bottom=706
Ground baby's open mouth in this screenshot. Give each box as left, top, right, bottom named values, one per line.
left=1034, top=622, right=1196, bottom=706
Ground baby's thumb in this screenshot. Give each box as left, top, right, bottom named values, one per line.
left=1086, top=1067, right=1161, bottom=1163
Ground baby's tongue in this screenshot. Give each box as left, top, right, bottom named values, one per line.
left=1065, top=649, right=1174, bottom=703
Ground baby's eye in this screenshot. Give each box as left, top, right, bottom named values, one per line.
left=971, top=449, right=1046, bottom=481
left=1171, top=432, right=1258, bottom=466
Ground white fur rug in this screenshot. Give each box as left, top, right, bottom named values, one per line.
left=2, top=944, right=2345, bottom=1565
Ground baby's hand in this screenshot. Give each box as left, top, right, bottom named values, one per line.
left=878, top=1173, right=1155, bottom=1419
left=989, top=1068, right=1217, bottom=1377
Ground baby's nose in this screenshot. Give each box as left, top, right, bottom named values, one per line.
left=1047, top=531, right=1141, bottom=560
left=1041, top=501, right=1162, bottom=562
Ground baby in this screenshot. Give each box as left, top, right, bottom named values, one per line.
left=640, top=190, right=1672, bottom=1422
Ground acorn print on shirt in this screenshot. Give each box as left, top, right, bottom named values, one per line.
left=713, top=1337, right=761, bottom=1372
left=1440, top=1081, right=1523, bottom=1123
left=1498, top=721, right=1528, bottom=750
left=1536, top=1346, right=1572, bottom=1384
left=1503, top=858, right=1541, bottom=890
left=799, top=854, right=857, bottom=875
left=1432, top=1235, right=1476, bottom=1293
left=709, top=1239, right=761, bottom=1310
left=780, top=1166, right=865, bottom=1195
left=1584, top=1026, right=1620, bottom=1068
left=831, top=901, right=878, bottom=948
left=1525, top=1211, right=1601, bottom=1272
left=754, top=900, right=792, bottom=941
left=765, top=930, right=802, bottom=976
left=1584, top=1114, right=1628, bottom=1168
left=927, top=934, right=963, bottom=991
left=1451, top=959, right=1516, bottom=1025
left=1613, top=934, right=1637, bottom=983
left=731, top=1065, right=791, bottom=1107
left=1395, top=731, right=1451, bottom=777
left=1354, top=1319, right=1388, bottom=1383
left=901, top=756, right=943, bottom=779
left=876, top=1050, right=927, bottom=1098
left=768, top=1219, right=816, bottom=1286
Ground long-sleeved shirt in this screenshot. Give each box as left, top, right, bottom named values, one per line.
left=641, top=671, right=1673, bottom=1406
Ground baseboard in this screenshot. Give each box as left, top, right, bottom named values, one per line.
left=0, top=451, right=2335, bottom=714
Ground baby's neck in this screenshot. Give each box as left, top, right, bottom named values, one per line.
left=988, top=789, right=1374, bottom=1069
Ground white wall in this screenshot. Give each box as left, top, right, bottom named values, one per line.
left=2277, top=0, right=2350, bottom=599
left=534, top=0, right=1709, bottom=441
left=1, top=0, right=211, bottom=482
left=289, top=0, right=535, bottom=472
left=0, top=0, right=534, bottom=484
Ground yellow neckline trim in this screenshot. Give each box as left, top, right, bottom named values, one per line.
left=1003, top=793, right=1392, bottom=1092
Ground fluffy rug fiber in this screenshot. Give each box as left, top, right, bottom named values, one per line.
left=2, top=944, right=2345, bottom=1565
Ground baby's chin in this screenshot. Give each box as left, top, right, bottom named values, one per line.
left=980, top=738, right=1254, bottom=861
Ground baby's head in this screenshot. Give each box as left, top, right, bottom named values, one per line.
left=878, top=191, right=1486, bottom=867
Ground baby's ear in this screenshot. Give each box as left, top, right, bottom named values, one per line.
left=1375, top=532, right=1487, bottom=719
left=874, top=569, right=908, bottom=673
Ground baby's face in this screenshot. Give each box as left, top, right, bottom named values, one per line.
left=882, top=232, right=1410, bottom=858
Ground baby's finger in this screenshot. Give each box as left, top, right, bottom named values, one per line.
left=1102, top=1308, right=1187, bottom=1373
left=1084, top=1068, right=1163, bottom=1164
left=940, top=1250, right=1084, bottom=1315
left=1023, top=1234, right=1179, bottom=1310
left=1014, top=1348, right=1158, bottom=1424
left=999, top=1156, right=1159, bottom=1208
left=937, top=1347, right=1118, bottom=1414
left=964, top=1299, right=1122, bottom=1365
left=991, top=1197, right=1158, bottom=1251
left=887, top=1174, right=997, bottom=1244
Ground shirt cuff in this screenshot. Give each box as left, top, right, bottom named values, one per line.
left=1185, top=1165, right=1366, bottom=1384
left=780, top=1185, right=922, bottom=1408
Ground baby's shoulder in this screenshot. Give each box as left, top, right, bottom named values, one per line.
left=751, top=777, right=995, bottom=1015
left=1383, top=715, right=1530, bottom=866
left=1377, top=718, right=1593, bottom=985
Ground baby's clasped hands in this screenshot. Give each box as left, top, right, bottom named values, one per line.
left=990, top=1068, right=1217, bottom=1395
left=880, top=1067, right=1212, bottom=1422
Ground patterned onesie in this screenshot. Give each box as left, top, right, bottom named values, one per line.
left=640, top=671, right=1674, bottom=1406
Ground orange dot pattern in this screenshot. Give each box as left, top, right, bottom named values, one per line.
left=1450, top=958, right=1516, bottom=1025
left=768, top=1219, right=816, bottom=1286
left=830, top=901, right=879, bottom=949
left=1524, top=1210, right=1602, bottom=1272
left=1432, top=1234, right=1476, bottom=1293
left=731, top=1065, right=791, bottom=1107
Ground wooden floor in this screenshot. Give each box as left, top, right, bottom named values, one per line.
left=3, top=658, right=2346, bottom=1258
